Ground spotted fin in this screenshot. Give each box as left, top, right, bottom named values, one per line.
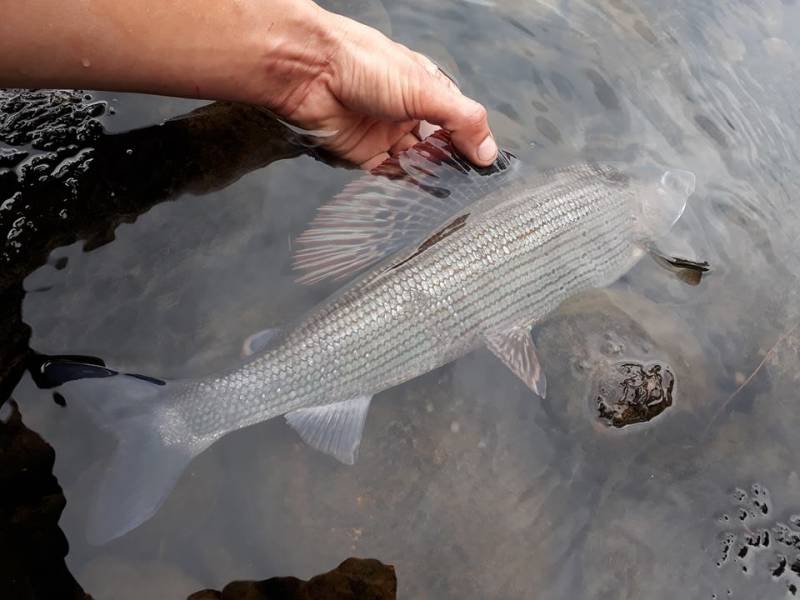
left=284, top=395, right=372, bottom=465
left=293, top=130, right=517, bottom=284
left=486, top=328, right=547, bottom=398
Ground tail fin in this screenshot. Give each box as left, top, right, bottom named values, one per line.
left=57, top=373, right=208, bottom=545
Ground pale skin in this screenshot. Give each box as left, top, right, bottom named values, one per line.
left=0, top=0, right=498, bottom=169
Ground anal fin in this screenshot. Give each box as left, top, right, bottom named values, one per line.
left=285, top=395, right=372, bottom=465
left=486, top=328, right=547, bottom=398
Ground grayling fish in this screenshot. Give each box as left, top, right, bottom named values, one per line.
left=54, top=131, right=696, bottom=543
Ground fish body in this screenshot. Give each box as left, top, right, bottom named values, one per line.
left=53, top=133, right=695, bottom=543
left=183, top=165, right=638, bottom=438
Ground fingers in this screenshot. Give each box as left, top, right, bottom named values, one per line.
left=305, top=14, right=496, bottom=168
left=443, top=97, right=498, bottom=167
left=361, top=152, right=390, bottom=171
left=389, top=131, right=419, bottom=155
left=407, top=53, right=497, bottom=166
left=359, top=122, right=419, bottom=171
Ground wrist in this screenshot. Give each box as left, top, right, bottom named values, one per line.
left=240, top=1, right=343, bottom=113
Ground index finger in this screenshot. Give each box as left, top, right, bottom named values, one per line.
left=406, top=65, right=497, bottom=166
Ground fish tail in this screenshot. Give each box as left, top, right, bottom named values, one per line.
left=54, top=370, right=209, bottom=544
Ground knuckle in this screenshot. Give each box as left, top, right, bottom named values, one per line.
left=462, top=103, right=488, bottom=129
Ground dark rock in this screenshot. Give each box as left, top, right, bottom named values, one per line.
left=594, top=361, right=674, bottom=428
left=187, top=558, right=396, bottom=600
left=188, top=592, right=222, bottom=600
left=0, top=401, right=91, bottom=599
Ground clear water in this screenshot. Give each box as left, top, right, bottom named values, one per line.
left=7, top=0, right=800, bottom=597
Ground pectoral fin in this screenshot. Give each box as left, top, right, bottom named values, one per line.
left=486, top=329, right=547, bottom=398
left=284, top=396, right=372, bottom=465
left=647, top=245, right=710, bottom=286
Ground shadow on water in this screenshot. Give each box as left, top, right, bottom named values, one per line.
left=0, top=91, right=314, bottom=402
left=0, top=89, right=393, bottom=599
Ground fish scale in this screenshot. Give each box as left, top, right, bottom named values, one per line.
left=178, top=164, right=639, bottom=438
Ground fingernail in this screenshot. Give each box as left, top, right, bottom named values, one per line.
left=477, top=135, right=498, bottom=163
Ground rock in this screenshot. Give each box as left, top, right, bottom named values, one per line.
left=0, top=401, right=91, bottom=599
left=536, top=288, right=710, bottom=435
left=594, top=361, right=674, bottom=428
left=188, top=558, right=396, bottom=600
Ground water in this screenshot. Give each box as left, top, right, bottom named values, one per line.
left=4, top=0, right=800, bottom=597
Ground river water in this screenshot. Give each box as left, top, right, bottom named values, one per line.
left=5, top=0, right=800, bottom=597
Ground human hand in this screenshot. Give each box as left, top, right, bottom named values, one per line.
left=255, top=4, right=498, bottom=169
left=0, top=0, right=496, bottom=169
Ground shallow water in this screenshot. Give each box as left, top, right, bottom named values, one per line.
left=5, top=0, right=800, bottom=597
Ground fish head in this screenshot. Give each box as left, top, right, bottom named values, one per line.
left=632, top=168, right=695, bottom=240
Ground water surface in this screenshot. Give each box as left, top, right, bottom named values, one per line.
left=6, top=0, right=800, bottom=597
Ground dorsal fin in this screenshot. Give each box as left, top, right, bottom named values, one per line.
left=293, top=130, right=517, bottom=285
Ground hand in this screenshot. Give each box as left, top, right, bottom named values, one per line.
left=0, top=0, right=497, bottom=168
left=255, top=6, right=498, bottom=169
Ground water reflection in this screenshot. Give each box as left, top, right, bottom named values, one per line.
left=0, top=90, right=328, bottom=599
left=4, top=0, right=800, bottom=598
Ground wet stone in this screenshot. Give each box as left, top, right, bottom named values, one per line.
left=0, top=89, right=106, bottom=273
left=536, top=288, right=710, bottom=439
left=0, top=147, right=28, bottom=168
left=0, top=89, right=105, bottom=150
left=187, top=558, right=396, bottom=600
left=594, top=362, right=675, bottom=428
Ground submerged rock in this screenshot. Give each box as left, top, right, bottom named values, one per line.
left=188, top=558, right=396, bottom=600
left=594, top=361, right=675, bottom=428
left=536, top=288, right=710, bottom=435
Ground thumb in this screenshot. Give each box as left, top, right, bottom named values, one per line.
left=406, top=63, right=498, bottom=166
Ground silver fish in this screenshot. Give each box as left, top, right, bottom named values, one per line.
left=55, top=131, right=696, bottom=543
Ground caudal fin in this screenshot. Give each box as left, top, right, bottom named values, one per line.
left=56, top=372, right=208, bottom=544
